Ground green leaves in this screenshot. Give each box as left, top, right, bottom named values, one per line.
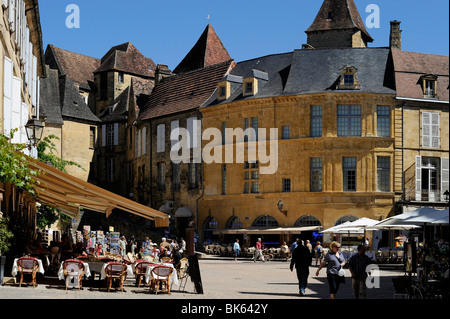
left=0, top=130, right=40, bottom=195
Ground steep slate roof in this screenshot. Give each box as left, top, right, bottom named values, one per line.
left=206, top=47, right=395, bottom=107
left=391, top=49, right=449, bottom=101
left=173, top=24, right=231, bottom=74
left=40, top=66, right=100, bottom=124
left=138, top=60, right=234, bottom=121
left=94, top=42, right=156, bottom=78
left=305, top=0, right=373, bottom=42
left=284, top=47, right=395, bottom=95
left=99, top=87, right=131, bottom=123
left=45, top=45, right=100, bottom=90
left=205, top=52, right=293, bottom=106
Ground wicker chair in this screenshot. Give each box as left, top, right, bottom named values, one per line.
left=105, top=262, right=128, bottom=292
left=143, top=255, right=155, bottom=262
left=176, top=257, right=189, bottom=291
left=134, top=261, right=152, bottom=288
left=17, top=257, right=40, bottom=288
left=63, top=259, right=85, bottom=290
left=160, top=256, right=172, bottom=263
left=150, top=265, right=173, bottom=295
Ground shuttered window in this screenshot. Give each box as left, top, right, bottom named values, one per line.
left=157, top=124, right=165, bottom=153
left=3, top=57, right=13, bottom=135
left=422, top=112, right=440, bottom=148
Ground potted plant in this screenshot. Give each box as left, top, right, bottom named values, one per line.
left=0, top=215, right=14, bottom=286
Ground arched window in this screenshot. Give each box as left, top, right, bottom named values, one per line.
left=334, top=215, right=357, bottom=226
left=226, top=216, right=243, bottom=229
left=295, top=215, right=322, bottom=227
left=203, top=217, right=218, bottom=241
left=204, top=217, right=218, bottom=230
left=252, top=215, right=279, bottom=228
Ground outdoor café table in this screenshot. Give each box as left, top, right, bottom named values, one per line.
left=144, top=262, right=179, bottom=287
left=11, top=258, right=45, bottom=283
left=57, top=262, right=92, bottom=280
left=349, top=251, right=377, bottom=261
left=100, top=262, right=133, bottom=280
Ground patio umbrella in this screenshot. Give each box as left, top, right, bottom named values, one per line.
left=343, top=217, right=380, bottom=240
left=321, top=221, right=364, bottom=249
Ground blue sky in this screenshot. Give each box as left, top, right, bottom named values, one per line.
left=39, top=0, right=449, bottom=70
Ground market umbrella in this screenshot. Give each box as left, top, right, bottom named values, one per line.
left=321, top=221, right=364, bottom=249
left=343, top=217, right=380, bottom=241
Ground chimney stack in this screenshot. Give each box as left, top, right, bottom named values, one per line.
left=155, top=64, right=172, bottom=84
left=390, top=20, right=402, bottom=50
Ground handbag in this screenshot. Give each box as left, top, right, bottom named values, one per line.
left=338, top=268, right=345, bottom=277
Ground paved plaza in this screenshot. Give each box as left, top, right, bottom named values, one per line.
left=0, top=257, right=404, bottom=300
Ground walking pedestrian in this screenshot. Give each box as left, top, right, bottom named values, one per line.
left=306, top=240, right=312, bottom=254
left=233, top=239, right=240, bottom=261
left=315, top=241, right=346, bottom=299
left=348, top=244, right=372, bottom=299
left=290, top=239, right=314, bottom=296
left=314, top=241, right=323, bottom=266
left=254, top=238, right=265, bottom=262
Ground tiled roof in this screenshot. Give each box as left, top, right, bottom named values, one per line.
left=138, top=60, right=234, bottom=121
left=306, top=0, right=373, bottom=42
left=392, top=49, right=449, bottom=101
left=46, top=45, right=100, bottom=90
left=94, top=42, right=156, bottom=78
left=173, top=24, right=231, bottom=74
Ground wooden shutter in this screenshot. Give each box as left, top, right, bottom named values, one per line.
left=3, top=57, right=13, bottom=135
left=8, top=0, right=15, bottom=31
left=415, top=155, right=422, bottom=201
left=11, top=76, right=22, bottom=144
left=142, top=126, right=147, bottom=155
left=101, top=125, right=106, bottom=147
left=2, top=0, right=9, bottom=8
left=157, top=124, right=165, bottom=153
left=113, top=123, right=119, bottom=145
left=21, top=102, right=29, bottom=144
left=442, top=158, right=449, bottom=200
left=422, top=112, right=431, bottom=148
left=137, top=128, right=141, bottom=157
left=32, top=55, right=37, bottom=106
left=431, top=113, right=440, bottom=148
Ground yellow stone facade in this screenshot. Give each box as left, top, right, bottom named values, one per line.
left=199, top=92, right=397, bottom=243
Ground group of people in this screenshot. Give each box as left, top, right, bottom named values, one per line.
left=290, top=239, right=373, bottom=299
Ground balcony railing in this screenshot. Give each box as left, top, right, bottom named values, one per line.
left=405, top=189, right=446, bottom=203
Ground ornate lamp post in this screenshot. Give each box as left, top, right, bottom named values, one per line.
left=25, top=115, right=44, bottom=147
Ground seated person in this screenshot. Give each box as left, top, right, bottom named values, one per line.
left=95, top=244, right=105, bottom=257
left=151, top=244, right=160, bottom=258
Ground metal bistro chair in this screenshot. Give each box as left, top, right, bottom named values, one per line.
left=105, top=262, right=128, bottom=292
left=134, top=260, right=152, bottom=288
left=150, top=265, right=173, bottom=295
left=17, top=257, right=40, bottom=288
left=63, top=259, right=85, bottom=290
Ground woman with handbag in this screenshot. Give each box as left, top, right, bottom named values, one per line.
left=315, top=241, right=346, bottom=299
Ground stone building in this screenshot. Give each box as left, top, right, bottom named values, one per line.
left=1, top=0, right=46, bottom=264
left=390, top=24, right=449, bottom=213
left=38, top=65, right=101, bottom=181
left=43, top=44, right=100, bottom=115
left=134, top=24, right=233, bottom=237
left=195, top=0, right=448, bottom=247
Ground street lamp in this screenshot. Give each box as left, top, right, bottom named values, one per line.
left=25, top=115, right=44, bottom=147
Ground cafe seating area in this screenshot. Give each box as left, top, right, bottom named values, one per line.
left=9, top=252, right=187, bottom=295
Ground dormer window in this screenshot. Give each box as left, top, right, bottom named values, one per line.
left=338, top=65, right=361, bottom=90
left=344, top=74, right=354, bottom=85
left=217, top=81, right=230, bottom=101
left=420, top=74, right=438, bottom=98
left=245, top=82, right=253, bottom=94
left=243, top=78, right=257, bottom=97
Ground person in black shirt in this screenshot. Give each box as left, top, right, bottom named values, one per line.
left=348, top=244, right=373, bottom=299
left=290, top=240, right=314, bottom=296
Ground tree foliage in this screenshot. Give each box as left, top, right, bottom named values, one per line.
left=0, top=130, right=40, bottom=195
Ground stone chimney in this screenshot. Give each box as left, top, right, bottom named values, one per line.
left=155, top=64, right=172, bottom=84
left=390, top=20, right=402, bottom=50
